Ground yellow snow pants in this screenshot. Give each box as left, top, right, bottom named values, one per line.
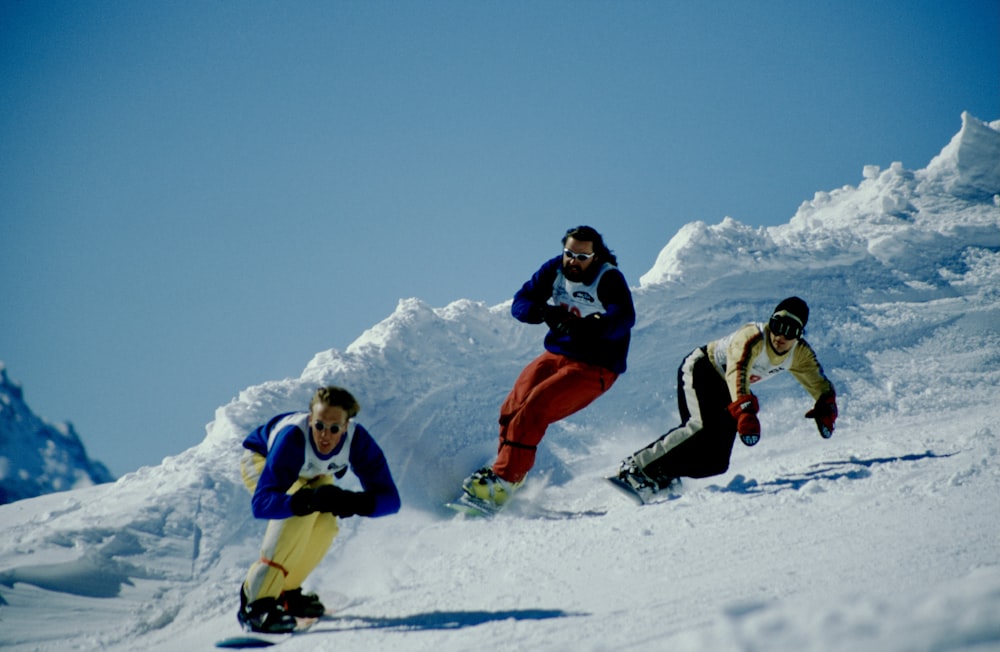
left=240, top=451, right=339, bottom=602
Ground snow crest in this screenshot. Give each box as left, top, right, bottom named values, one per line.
left=640, top=112, right=1000, bottom=288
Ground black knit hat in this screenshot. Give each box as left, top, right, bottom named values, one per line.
left=772, top=296, right=809, bottom=327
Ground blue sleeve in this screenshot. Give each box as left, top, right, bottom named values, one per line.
left=349, top=425, right=401, bottom=517
left=511, top=257, right=561, bottom=323
left=242, top=412, right=291, bottom=456
left=595, top=268, right=636, bottom=339
left=250, top=425, right=307, bottom=520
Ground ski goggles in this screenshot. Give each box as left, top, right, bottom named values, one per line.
left=769, top=313, right=803, bottom=339
left=563, top=248, right=596, bottom=261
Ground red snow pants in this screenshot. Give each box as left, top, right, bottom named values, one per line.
left=493, top=350, right=618, bottom=483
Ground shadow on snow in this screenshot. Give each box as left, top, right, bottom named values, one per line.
left=308, top=608, right=585, bottom=633
left=708, top=450, right=957, bottom=496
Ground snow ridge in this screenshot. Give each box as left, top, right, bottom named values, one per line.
left=640, top=112, right=1000, bottom=288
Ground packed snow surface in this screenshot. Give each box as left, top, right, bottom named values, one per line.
left=1, top=113, right=999, bottom=651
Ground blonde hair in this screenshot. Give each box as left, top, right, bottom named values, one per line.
left=310, top=386, right=361, bottom=418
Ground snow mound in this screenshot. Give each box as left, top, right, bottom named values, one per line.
left=640, top=112, right=1000, bottom=288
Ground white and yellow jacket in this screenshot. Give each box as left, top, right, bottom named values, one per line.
left=706, top=322, right=834, bottom=402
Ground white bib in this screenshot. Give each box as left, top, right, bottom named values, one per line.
left=551, top=263, right=613, bottom=318
left=713, top=322, right=797, bottom=385
left=266, top=413, right=355, bottom=479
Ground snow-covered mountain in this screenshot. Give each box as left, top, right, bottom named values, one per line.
left=0, top=363, right=114, bottom=504
left=0, top=112, right=998, bottom=652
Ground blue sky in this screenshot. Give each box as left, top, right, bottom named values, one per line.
left=1, top=1, right=997, bottom=477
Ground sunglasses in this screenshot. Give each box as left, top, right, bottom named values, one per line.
left=563, top=249, right=596, bottom=261
left=313, top=420, right=346, bottom=434
left=769, top=315, right=803, bottom=339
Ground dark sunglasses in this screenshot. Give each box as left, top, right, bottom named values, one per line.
left=769, top=315, right=803, bottom=339
left=313, top=420, right=346, bottom=434
left=563, top=248, right=596, bottom=261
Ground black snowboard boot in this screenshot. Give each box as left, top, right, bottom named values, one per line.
left=238, top=584, right=297, bottom=633
left=282, top=588, right=326, bottom=618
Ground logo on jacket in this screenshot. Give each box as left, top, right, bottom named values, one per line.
left=572, top=291, right=595, bottom=303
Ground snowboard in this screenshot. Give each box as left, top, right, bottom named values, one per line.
left=605, top=475, right=682, bottom=505
left=445, top=491, right=606, bottom=520
left=445, top=492, right=504, bottom=518
left=215, top=616, right=320, bottom=648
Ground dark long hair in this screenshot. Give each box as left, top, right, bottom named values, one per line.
left=562, top=225, right=618, bottom=266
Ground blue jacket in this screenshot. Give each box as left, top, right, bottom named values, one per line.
left=511, top=256, right=635, bottom=373
left=243, top=412, right=401, bottom=520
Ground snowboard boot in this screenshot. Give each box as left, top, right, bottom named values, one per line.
left=617, top=460, right=660, bottom=494
left=238, top=584, right=297, bottom=634
left=282, top=587, right=326, bottom=618
left=462, top=467, right=523, bottom=508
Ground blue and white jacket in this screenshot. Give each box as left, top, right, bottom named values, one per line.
left=242, top=412, right=401, bottom=520
left=511, top=255, right=635, bottom=374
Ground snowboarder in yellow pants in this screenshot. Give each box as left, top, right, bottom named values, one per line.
left=237, top=386, right=400, bottom=633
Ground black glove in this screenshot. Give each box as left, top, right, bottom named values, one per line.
left=289, top=488, right=317, bottom=516
left=566, top=313, right=604, bottom=339
left=312, top=485, right=376, bottom=518
left=523, top=303, right=547, bottom=324
left=543, top=306, right=575, bottom=336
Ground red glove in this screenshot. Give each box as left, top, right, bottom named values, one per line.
left=728, top=394, right=761, bottom=446
left=805, top=392, right=838, bottom=439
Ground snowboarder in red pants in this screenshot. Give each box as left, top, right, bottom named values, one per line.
left=462, top=226, right=635, bottom=510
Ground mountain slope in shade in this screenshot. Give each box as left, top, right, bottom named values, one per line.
left=0, top=363, right=114, bottom=505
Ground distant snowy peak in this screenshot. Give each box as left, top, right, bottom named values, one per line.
left=0, top=362, right=114, bottom=504
left=640, top=112, right=1000, bottom=289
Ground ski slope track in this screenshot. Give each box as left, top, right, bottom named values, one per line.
left=1, top=112, right=999, bottom=651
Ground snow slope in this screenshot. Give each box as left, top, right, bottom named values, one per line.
left=1, top=112, right=998, bottom=651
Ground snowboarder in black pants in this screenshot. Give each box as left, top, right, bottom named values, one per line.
left=616, top=297, right=838, bottom=499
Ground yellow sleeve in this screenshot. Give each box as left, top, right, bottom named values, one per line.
left=724, top=324, right=765, bottom=400
left=789, top=339, right=835, bottom=400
